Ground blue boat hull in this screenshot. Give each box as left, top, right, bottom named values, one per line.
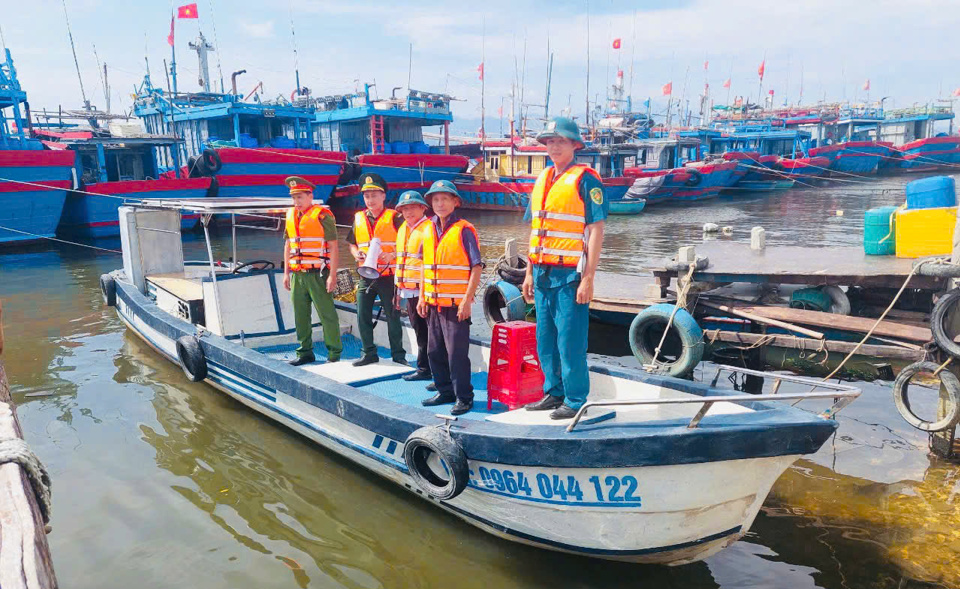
left=0, top=150, right=76, bottom=244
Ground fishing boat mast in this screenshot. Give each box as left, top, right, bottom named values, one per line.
left=60, top=0, right=90, bottom=111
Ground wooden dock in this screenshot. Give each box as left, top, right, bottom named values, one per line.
left=0, top=300, right=58, bottom=589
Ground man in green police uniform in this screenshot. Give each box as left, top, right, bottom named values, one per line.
left=283, top=176, right=343, bottom=365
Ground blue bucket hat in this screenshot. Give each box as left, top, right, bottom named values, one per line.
left=395, top=190, right=428, bottom=209
left=425, top=179, right=461, bottom=205
left=536, top=117, right=585, bottom=149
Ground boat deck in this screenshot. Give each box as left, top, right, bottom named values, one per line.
left=256, top=334, right=618, bottom=424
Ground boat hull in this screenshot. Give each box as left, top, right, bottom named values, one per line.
left=214, top=147, right=345, bottom=200
left=112, top=276, right=828, bottom=565
left=59, top=177, right=214, bottom=237
left=0, top=150, right=76, bottom=244
left=357, top=154, right=469, bottom=203
left=899, top=137, right=960, bottom=172
left=608, top=199, right=647, bottom=215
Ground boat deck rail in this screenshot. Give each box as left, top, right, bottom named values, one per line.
left=567, top=365, right=861, bottom=432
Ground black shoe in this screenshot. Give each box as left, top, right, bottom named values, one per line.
left=425, top=383, right=437, bottom=392
left=289, top=355, right=315, bottom=366
left=422, top=393, right=456, bottom=407
left=393, top=357, right=409, bottom=366
left=526, top=394, right=564, bottom=411
left=450, top=400, right=473, bottom=416
left=550, top=404, right=578, bottom=420
left=352, top=355, right=379, bottom=367
left=327, top=357, right=340, bottom=363
left=403, top=370, right=433, bottom=382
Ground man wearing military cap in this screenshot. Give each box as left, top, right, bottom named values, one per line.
left=416, top=180, right=483, bottom=415
left=521, top=117, right=607, bottom=420
left=347, top=172, right=406, bottom=366
left=283, top=175, right=343, bottom=365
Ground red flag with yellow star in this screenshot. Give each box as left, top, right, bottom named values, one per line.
left=177, top=3, right=198, bottom=19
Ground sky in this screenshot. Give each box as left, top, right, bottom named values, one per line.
left=4, top=0, right=960, bottom=136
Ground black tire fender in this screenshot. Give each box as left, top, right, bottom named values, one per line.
left=914, top=257, right=960, bottom=278
left=685, top=168, right=702, bottom=187
left=176, top=335, right=208, bottom=382
left=403, top=426, right=469, bottom=500
left=206, top=176, right=220, bottom=198
left=662, top=256, right=709, bottom=273
left=931, top=288, right=960, bottom=359
left=628, top=303, right=704, bottom=377
left=186, top=155, right=202, bottom=178
left=893, top=361, right=960, bottom=432
left=99, top=274, right=116, bottom=307
left=198, top=148, right=222, bottom=175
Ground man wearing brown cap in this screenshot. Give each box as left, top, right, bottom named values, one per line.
left=283, top=176, right=343, bottom=365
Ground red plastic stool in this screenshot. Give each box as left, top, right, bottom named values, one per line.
left=487, top=321, right=545, bottom=410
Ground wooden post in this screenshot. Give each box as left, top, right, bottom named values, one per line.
left=504, top=238, right=518, bottom=268
left=0, top=301, right=57, bottom=588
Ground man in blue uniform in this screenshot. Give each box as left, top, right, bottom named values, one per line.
left=522, top=117, right=608, bottom=420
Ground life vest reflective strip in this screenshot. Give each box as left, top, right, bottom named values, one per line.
left=286, top=205, right=332, bottom=271
left=422, top=219, right=477, bottom=307
left=529, top=164, right=596, bottom=267
left=395, top=217, right=428, bottom=291
left=354, top=209, right=398, bottom=275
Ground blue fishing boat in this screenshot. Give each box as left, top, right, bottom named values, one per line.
left=102, top=198, right=861, bottom=565
left=622, top=138, right=743, bottom=204
left=0, top=49, right=76, bottom=244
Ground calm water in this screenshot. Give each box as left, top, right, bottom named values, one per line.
left=2, top=174, right=959, bottom=588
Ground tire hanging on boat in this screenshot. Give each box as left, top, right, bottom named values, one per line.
left=628, top=304, right=704, bottom=377
left=99, top=274, right=116, bottom=307
left=820, top=285, right=851, bottom=316
left=892, top=361, right=960, bottom=432
left=403, top=426, right=470, bottom=500
left=684, top=168, right=702, bottom=187
left=483, top=280, right=526, bottom=327
left=176, top=335, right=208, bottom=382
left=931, top=288, right=960, bottom=359
left=197, top=148, right=222, bottom=176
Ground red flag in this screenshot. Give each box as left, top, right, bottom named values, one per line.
left=862, top=79, right=870, bottom=91
left=954, top=88, right=960, bottom=97
left=661, top=82, right=672, bottom=96
left=612, top=38, right=621, bottom=50
left=497, top=105, right=503, bottom=116
left=477, top=62, right=484, bottom=81
left=758, top=59, right=765, bottom=80
left=177, top=3, right=198, bottom=18
left=722, top=78, right=731, bottom=89
left=167, top=14, right=175, bottom=46
left=617, top=69, right=623, bottom=78
left=768, top=89, right=774, bottom=95
left=704, top=60, right=709, bottom=71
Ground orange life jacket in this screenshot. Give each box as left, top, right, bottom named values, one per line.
left=286, top=205, right=332, bottom=272
left=354, top=209, right=398, bottom=276
left=395, top=217, right=429, bottom=291
left=529, top=164, right=597, bottom=267
left=422, top=218, right=478, bottom=307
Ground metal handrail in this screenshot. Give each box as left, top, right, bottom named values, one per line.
left=566, top=365, right=861, bottom=433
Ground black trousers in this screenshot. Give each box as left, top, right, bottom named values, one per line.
left=405, top=297, right=430, bottom=374
left=426, top=305, right=473, bottom=402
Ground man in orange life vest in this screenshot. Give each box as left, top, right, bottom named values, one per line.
left=394, top=190, right=433, bottom=381
left=417, top=180, right=483, bottom=416
left=282, top=176, right=343, bottom=365
left=347, top=173, right=406, bottom=366
left=522, top=117, right=607, bottom=420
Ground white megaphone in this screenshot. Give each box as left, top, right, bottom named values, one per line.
left=358, top=237, right=382, bottom=280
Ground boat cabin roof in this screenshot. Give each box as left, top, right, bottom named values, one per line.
left=134, top=197, right=291, bottom=214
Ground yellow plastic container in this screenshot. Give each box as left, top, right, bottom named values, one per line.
left=895, top=206, right=957, bottom=258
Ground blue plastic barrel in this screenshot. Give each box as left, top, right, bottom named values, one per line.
left=905, top=176, right=956, bottom=210
left=864, top=206, right=898, bottom=255
left=392, top=141, right=410, bottom=154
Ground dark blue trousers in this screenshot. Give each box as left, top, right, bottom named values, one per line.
left=405, top=297, right=430, bottom=374
left=426, top=305, right=474, bottom=402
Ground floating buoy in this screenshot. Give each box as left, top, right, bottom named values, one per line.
left=702, top=223, right=720, bottom=233
left=403, top=426, right=469, bottom=500
left=483, top=280, right=526, bottom=327
left=893, top=361, right=960, bottom=432
left=629, top=304, right=704, bottom=377
left=721, top=226, right=733, bottom=236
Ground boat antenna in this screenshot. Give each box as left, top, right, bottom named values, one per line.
left=93, top=44, right=110, bottom=114
left=0, top=23, right=7, bottom=53
left=289, top=4, right=301, bottom=99
left=628, top=10, right=636, bottom=111
left=61, top=0, right=90, bottom=110
left=584, top=0, right=590, bottom=127
left=207, top=0, right=225, bottom=93
left=407, top=42, right=413, bottom=91
left=520, top=29, right=527, bottom=135
left=480, top=16, right=486, bottom=150
left=544, top=20, right=552, bottom=119
left=798, top=62, right=804, bottom=106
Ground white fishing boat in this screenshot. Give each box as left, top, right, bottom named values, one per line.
left=101, top=198, right=860, bottom=565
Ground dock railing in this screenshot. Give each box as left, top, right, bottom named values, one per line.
left=566, top=365, right=861, bottom=432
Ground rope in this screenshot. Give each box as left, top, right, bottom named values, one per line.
left=0, top=437, right=52, bottom=524
left=0, top=224, right=123, bottom=254
left=821, top=261, right=925, bottom=381
left=646, top=261, right=696, bottom=370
